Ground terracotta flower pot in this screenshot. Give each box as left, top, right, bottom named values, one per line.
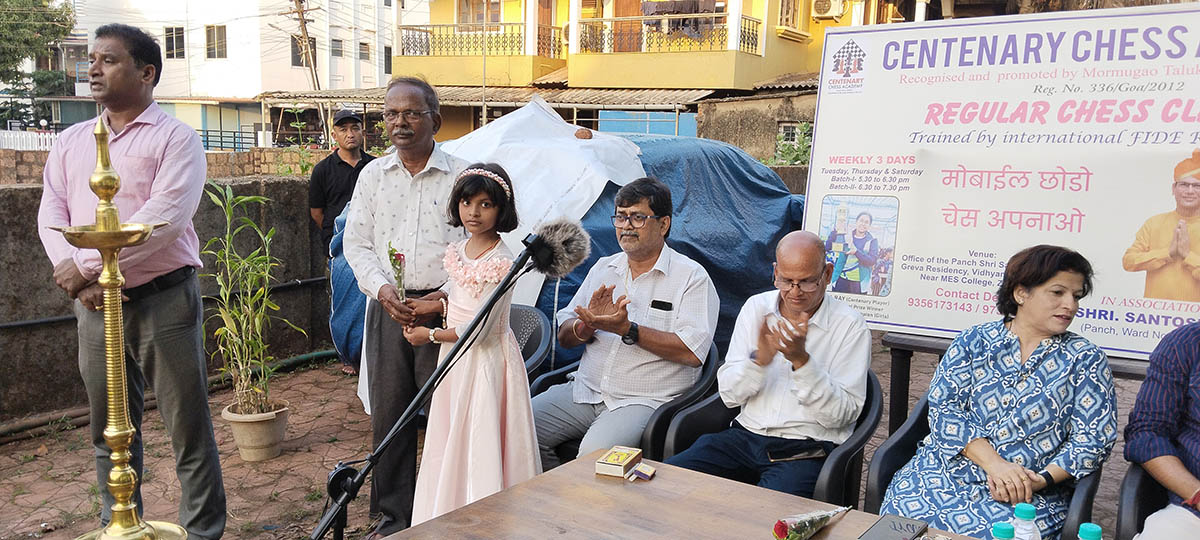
left=221, top=399, right=290, bottom=462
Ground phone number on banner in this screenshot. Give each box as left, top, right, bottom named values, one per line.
left=906, top=297, right=1000, bottom=315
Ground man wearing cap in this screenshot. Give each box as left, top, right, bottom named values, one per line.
left=1123, top=149, right=1200, bottom=302
left=310, top=109, right=375, bottom=254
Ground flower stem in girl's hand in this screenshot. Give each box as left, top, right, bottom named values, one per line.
left=388, top=241, right=406, bottom=302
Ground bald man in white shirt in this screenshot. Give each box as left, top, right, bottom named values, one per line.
left=665, top=231, right=871, bottom=498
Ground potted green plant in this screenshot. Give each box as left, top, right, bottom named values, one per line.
left=202, top=181, right=304, bottom=461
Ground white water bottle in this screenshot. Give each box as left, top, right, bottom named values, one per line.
left=1011, top=503, right=1042, bottom=540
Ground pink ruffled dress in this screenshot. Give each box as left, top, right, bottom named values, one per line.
left=411, top=240, right=542, bottom=524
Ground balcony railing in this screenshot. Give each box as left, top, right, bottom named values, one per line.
left=398, top=23, right=562, bottom=58
left=739, top=16, right=761, bottom=54
left=537, top=25, right=564, bottom=58
left=400, top=23, right=524, bottom=56
left=578, top=13, right=761, bottom=55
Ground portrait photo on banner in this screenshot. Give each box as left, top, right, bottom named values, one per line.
left=817, top=195, right=898, bottom=297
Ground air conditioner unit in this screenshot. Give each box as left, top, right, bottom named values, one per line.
left=811, top=0, right=845, bottom=19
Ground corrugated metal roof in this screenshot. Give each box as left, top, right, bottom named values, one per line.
left=752, top=72, right=820, bottom=91
left=258, top=86, right=712, bottom=109
left=531, top=67, right=569, bottom=87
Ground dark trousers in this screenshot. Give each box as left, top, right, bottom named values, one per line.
left=364, top=297, right=440, bottom=535
left=74, top=274, right=226, bottom=540
left=665, top=423, right=834, bottom=498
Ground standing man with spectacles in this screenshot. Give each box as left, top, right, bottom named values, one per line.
left=533, top=177, right=719, bottom=469
left=1124, top=149, right=1200, bottom=302
left=342, top=77, right=468, bottom=538
left=665, top=230, right=870, bottom=498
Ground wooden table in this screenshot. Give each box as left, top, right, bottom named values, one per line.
left=388, top=450, right=974, bottom=539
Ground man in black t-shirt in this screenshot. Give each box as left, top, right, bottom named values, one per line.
left=309, top=109, right=375, bottom=253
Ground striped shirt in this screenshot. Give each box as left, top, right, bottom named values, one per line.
left=1125, top=322, right=1200, bottom=519
left=556, top=245, right=719, bottom=410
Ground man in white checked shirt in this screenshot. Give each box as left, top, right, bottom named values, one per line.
left=665, top=231, right=870, bottom=498
left=534, top=177, right=720, bottom=470
left=342, top=77, right=468, bottom=538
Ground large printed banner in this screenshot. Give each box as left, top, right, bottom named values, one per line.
left=806, top=4, right=1200, bottom=358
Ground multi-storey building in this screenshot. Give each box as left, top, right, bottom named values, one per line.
left=383, top=0, right=904, bottom=137
left=43, top=0, right=396, bottom=147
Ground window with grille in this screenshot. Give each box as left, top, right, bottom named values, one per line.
left=779, top=0, right=798, bottom=28
left=205, top=25, right=227, bottom=58
left=779, top=122, right=799, bottom=144
left=165, top=27, right=185, bottom=59
left=292, top=36, right=317, bottom=67
left=458, top=0, right=501, bottom=23
left=384, top=46, right=392, bottom=74
left=331, top=39, right=344, bottom=57
left=359, top=42, right=370, bottom=60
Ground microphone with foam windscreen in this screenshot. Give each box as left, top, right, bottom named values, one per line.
left=311, top=218, right=591, bottom=540
left=522, top=218, right=592, bottom=278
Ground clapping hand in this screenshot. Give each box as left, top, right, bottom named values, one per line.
left=575, top=285, right=631, bottom=335
left=755, top=312, right=811, bottom=369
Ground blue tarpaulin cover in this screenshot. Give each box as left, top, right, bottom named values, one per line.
left=536, top=135, right=804, bottom=370
left=328, top=134, right=804, bottom=373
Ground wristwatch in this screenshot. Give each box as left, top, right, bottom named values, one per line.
left=1038, top=470, right=1055, bottom=488
left=621, top=322, right=640, bottom=345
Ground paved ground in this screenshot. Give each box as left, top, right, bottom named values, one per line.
left=0, top=333, right=1145, bottom=539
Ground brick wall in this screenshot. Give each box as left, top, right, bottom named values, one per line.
left=2, top=147, right=327, bottom=186
left=0, top=149, right=49, bottom=185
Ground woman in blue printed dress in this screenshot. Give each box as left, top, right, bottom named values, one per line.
left=881, top=245, right=1117, bottom=539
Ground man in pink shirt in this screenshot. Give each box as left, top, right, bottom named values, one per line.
left=36, top=24, right=225, bottom=539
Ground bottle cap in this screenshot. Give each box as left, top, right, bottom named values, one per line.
left=1014, top=502, right=1036, bottom=520
left=1078, top=523, right=1102, bottom=540
left=992, top=522, right=1015, bottom=539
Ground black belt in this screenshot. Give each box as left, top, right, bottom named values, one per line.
left=124, top=266, right=195, bottom=302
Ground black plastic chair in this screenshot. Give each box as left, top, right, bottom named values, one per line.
left=509, top=304, right=552, bottom=375
left=864, top=394, right=1103, bottom=539
left=529, top=345, right=720, bottom=462
left=661, top=370, right=882, bottom=509
left=1115, top=462, right=1170, bottom=540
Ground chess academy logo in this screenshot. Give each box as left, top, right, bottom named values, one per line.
left=827, top=39, right=866, bottom=94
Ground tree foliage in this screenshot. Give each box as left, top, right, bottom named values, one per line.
left=0, top=0, right=75, bottom=85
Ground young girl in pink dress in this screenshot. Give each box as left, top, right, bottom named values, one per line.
left=404, top=163, right=541, bottom=524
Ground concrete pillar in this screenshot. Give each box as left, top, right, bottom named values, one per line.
left=915, top=0, right=929, bottom=21
left=525, top=0, right=539, bottom=56
left=727, top=0, right=743, bottom=52
left=569, top=0, right=582, bottom=54
left=941, top=0, right=955, bottom=19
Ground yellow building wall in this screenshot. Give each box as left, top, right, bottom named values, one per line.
left=430, top=0, right=526, bottom=23
left=406, top=0, right=865, bottom=91
left=503, top=0, right=521, bottom=21
left=437, top=106, right=475, bottom=141
left=556, top=0, right=569, bottom=25
left=568, top=0, right=859, bottom=89
left=392, top=55, right=565, bottom=87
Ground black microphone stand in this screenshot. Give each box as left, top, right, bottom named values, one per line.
left=311, top=233, right=550, bottom=540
